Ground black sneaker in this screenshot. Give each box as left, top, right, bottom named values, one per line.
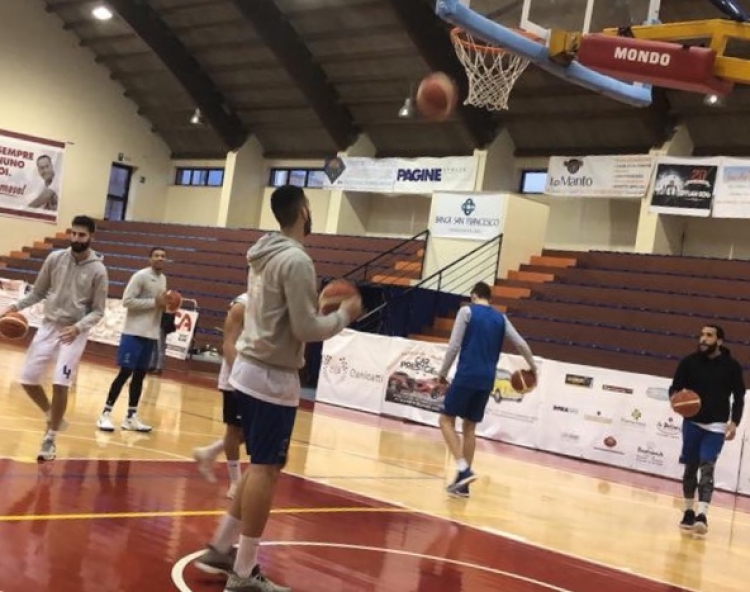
left=679, top=509, right=695, bottom=530
left=693, top=513, right=708, bottom=535
left=194, top=544, right=237, bottom=575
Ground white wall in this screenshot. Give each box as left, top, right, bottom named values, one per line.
left=681, top=218, right=750, bottom=260
left=540, top=197, right=640, bottom=251
left=0, top=0, right=171, bottom=252
left=164, top=159, right=224, bottom=225
left=514, top=157, right=641, bottom=252
left=364, top=193, right=430, bottom=237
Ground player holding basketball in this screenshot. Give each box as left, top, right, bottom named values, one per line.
left=96, top=247, right=169, bottom=433
left=0, top=215, right=108, bottom=461
left=193, top=291, right=248, bottom=499
left=194, top=185, right=361, bottom=591
left=437, top=281, right=537, bottom=497
left=669, top=324, right=744, bottom=534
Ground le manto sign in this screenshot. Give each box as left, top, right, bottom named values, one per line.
left=430, top=192, right=506, bottom=240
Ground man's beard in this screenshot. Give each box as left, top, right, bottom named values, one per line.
left=700, top=342, right=719, bottom=356
left=304, top=213, right=312, bottom=236
left=71, top=241, right=90, bottom=253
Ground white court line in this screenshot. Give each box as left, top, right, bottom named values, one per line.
left=171, top=541, right=574, bottom=592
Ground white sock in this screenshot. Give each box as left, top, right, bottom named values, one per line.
left=456, top=458, right=469, bottom=472
left=47, top=430, right=57, bottom=441
left=210, top=513, right=242, bottom=554
left=234, top=535, right=260, bottom=579
left=227, top=460, right=241, bottom=483
left=697, top=501, right=709, bottom=516
left=684, top=499, right=694, bottom=511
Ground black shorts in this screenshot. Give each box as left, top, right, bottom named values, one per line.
left=235, top=391, right=297, bottom=466
left=221, top=390, right=242, bottom=427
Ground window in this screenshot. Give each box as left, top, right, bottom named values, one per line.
left=105, top=163, right=133, bottom=221
left=519, top=169, right=548, bottom=194
left=175, top=167, right=225, bottom=187
left=268, top=167, right=326, bottom=188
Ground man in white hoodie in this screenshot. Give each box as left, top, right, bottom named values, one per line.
left=0, top=215, right=108, bottom=461
left=194, top=185, right=362, bottom=592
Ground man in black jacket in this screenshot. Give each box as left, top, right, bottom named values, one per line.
left=669, top=324, right=745, bottom=534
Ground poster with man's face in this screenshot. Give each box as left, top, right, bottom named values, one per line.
left=0, top=129, right=65, bottom=223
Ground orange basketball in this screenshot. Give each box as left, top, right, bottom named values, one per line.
left=670, top=389, right=701, bottom=418
left=416, top=72, right=458, bottom=121
left=319, top=279, right=359, bottom=315
left=165, top=290, right=182, bottom=313
left=510, top=369, right=536, bottom=393
left=0, top=311, right=29, bottom=340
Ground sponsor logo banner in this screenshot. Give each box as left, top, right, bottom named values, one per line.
left=322, top=156, right=478, bottom=194
left=546, top=155, right=653, bottom=198
left=430, top=192, right=506, bottom=241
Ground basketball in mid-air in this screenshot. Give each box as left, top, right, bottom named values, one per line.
left=416, top=72, right=459, bottom=121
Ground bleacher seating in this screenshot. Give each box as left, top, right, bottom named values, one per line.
left=414, top=250, right=750, bottom=382
left=0, top=220, right=426, bottom=368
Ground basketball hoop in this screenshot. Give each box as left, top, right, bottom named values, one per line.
left=450, top=27, right=541, bottom=111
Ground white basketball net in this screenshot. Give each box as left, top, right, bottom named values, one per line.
left=451, top=29, right=532, bottom=111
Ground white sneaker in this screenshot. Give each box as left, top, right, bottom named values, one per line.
left=121, top=415, right=152, bottom=433
left=226, top=481, right=238, bottom=499
left=193, top=447, right=217, bottom=483
left=37, top=437, right=56, bottom=461
left=97, top=412, right=115, bottom=432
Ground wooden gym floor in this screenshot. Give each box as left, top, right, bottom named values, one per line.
left=0, top=341, right=748, bottom=592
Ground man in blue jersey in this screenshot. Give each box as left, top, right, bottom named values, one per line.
left=437, top=281, right=537, bottom=497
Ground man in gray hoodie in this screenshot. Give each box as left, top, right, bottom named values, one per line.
left=0, top=215, right=108, bottom=461
left=195, top=185, right=361, bottom=592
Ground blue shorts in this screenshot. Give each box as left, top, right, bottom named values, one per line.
left=441, top=383, right=491, bottom=423
left=221, top=390, right=242, bottom=428
left=680, top=420, right=725, bottom=465
left=117, top=335, right=156, bottom=371
left=235, top=392, right=297, bottom=466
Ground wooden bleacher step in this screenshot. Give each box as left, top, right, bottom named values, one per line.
left=530, top=255, right=577, bottom=268
left=8, top=251, right=30, bottom=259
left=408, top=333, right=447, bottom=343
left=492, top=285, right=530, bottom=299
left=370, top=274, right=413, bottom=286
left=508, top=270, right=555, bottom=283
left=394, top=260, right=420, bottom=272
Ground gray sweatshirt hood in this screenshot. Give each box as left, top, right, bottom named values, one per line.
left=247, top=233, right=301, bottom=272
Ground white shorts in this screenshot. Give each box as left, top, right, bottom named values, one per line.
left=19, top=322, right=89, bottom=387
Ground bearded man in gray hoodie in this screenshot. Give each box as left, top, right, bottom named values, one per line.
left=194, top=185, right=362, bottom=592
left=0, top=215, right=108, bottom=461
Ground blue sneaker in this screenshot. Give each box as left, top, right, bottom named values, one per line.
left=449, top=484, right=470, bottom=499
left=447, top=468, right=477, bottom=494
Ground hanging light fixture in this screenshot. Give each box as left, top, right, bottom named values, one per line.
left=190, top=108, right=203, bottom=125
left=398, top=97, right=415, bottom=118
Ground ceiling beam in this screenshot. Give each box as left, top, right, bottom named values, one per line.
left=106, top=0, right=248, bottom=150
left=514, top=146, right=656, bottom=157
left=228, top=0, right=359, bottom=150
left=384, top=0, right=500, bottom=148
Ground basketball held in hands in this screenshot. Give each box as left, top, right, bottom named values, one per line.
left=670, top=389, right=701, bottom=418
left=319, top=279, right=359, bottom=315
left=510, top=369, right=537, bottom=393
left=165, top=290, right=182, bottom=313
left=0, top=311, right=29, bottom=340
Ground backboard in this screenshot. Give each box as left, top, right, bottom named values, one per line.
left=520, top=0, right=661, bottom=39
